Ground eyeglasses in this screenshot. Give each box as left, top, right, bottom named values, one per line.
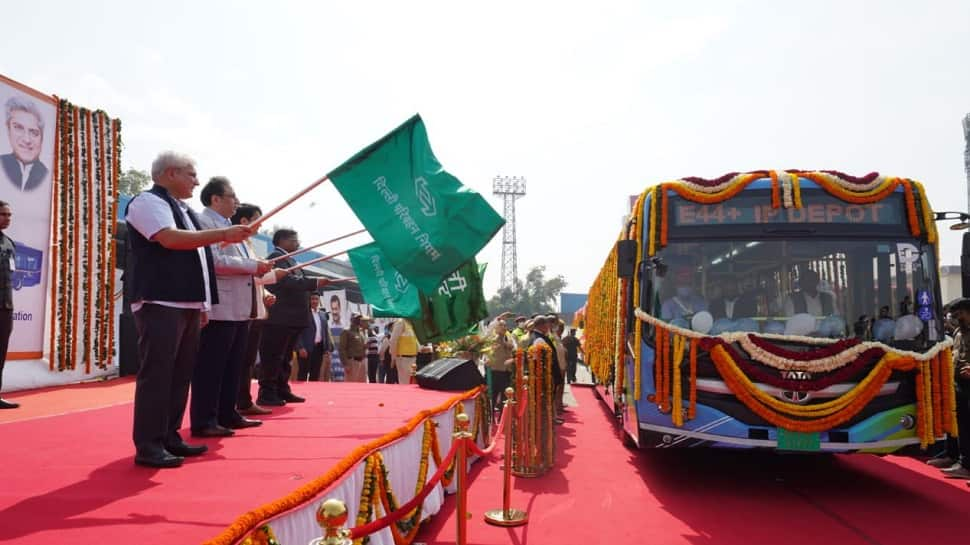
left=219, top=192, right=239, bottom=201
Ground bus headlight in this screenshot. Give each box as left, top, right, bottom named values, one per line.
left=899, top=414, right=916, bottom=430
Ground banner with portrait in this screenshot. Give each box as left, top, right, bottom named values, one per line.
left=0, top=75, right=56, bottom=360
left=322, top=289, right=348, bottom=330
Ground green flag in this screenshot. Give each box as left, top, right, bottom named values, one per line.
left=328, top=114, right=504, bottom=293
left=347, top=242, right=421, bottom=318
left=411, top=262, right=489, bottom=344
left=348, top=242, right=488, bottom=343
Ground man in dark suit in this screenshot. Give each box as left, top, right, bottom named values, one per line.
left=2, top=96, right=49, bottom=192
left=296, top=292, right=333, bottom=381
left=710, top=281, right=758, bottom=321
left=258, top=229, right=334, bottom=405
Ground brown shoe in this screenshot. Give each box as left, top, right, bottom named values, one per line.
left=239, top=403, right=272, bottom=416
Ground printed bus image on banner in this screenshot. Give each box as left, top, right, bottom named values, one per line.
left=0, top=75, right=55, bottom=360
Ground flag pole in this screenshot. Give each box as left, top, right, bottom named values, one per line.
left=282, top=250, right=351, bottom=273
left=268, top=229, right=367, bottom=263
left=249, top=174, right=330, bottom=232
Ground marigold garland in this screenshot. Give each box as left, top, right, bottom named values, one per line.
left=48, top=99, right=121, bottom=372
left=204, top=387, right=483, bottom=545
left=584, top=169, right=946, bottom=445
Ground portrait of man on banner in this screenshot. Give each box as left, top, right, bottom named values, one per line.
left=1, top=94, right=51, bottom=193
left=0, top=76, right=56, bottom=361
left=323, top=289, right=348, bottom=330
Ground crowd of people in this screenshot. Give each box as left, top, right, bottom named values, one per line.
left=122, top=151, right=434, bottom=469
left=483, top=312, right=583, bottom=424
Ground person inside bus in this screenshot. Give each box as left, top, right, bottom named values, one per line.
left=710, top=280, right=757, bottom=320
left=661, top=267, right=708, bottom=322
left=783, top=268, right=836, bottom=317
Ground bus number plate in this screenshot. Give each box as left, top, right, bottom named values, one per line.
left=777, top=429, right=821, bottom=452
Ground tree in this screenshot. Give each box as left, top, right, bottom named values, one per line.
left=119, top=168, right=150, bottom=195
left=487, top=266, right=567, bottom=318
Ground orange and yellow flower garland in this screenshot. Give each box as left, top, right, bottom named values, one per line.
left=49, top=99, right=121, bottom=372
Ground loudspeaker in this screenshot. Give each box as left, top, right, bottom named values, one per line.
left=415, top=358, right=485, bottom=391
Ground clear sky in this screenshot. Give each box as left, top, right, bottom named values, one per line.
left=2, top=0, right=969, bottom=300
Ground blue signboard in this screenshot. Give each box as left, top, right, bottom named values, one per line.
left=917, top=306, right=933, bottom=322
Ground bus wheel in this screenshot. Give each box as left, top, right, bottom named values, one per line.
left=12, top=276, right=22, bottom=290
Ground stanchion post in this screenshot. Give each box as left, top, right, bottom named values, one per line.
left=454, top=412, right=472, bottom=545
left=484, top=387, right=528, bottom=527
left=309, top=499, right=351, bottom=545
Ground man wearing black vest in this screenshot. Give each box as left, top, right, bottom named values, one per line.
left=125, top=152, right=253, bottom=468
left=258, top=229, right=333, bottom=406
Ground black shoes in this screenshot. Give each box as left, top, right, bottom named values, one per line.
left=164, top=441, right=208, bottom=457
left=256, top=395, right=286, bottom=407
left=0, top=398, right=19, bottom=409
left=135, top=446, right=183, bottom=468
left=191, top=425, right=235, bottom=438
left=223, top=417, right=263, bottom=430
left=282, top=392, right=305, bottom=403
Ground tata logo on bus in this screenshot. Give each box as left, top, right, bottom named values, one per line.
left=672, top=199, right=904, bottom=227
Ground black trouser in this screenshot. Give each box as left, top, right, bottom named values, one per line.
left=297, top=342, right=325, bottom=381
left=0, top=309, right=11, bottom=391
left=258, top=323, right=302, bottom=401
left=566, top=358, right=578, bottom=383
left=955, top=384, right=970, bottom=468
left=190, top=320, right=250, bottom=430
left=367, top=354, right=380, bottom=383
left=132, top=305, right=200, bottom=451
left=237, top=320, right=263, bottom=409
left=490, top=369, right=511, bottom=411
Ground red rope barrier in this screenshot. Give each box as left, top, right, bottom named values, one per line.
left=467, top=401, right=511, bottom=457
left=348, top=433, right=459, bottom=539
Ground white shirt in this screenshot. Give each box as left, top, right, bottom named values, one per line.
left=784, top=292, right=824, bottom=317
left=312, top=311, right=323, bottom=344
left=126, top=191, right=212, bottom=312
left=17, top=160, right=33, bottom=191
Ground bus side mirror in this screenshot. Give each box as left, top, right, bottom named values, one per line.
left=616, top=240, right=637, bottom=278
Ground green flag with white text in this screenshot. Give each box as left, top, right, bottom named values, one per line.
left=411, top=262, right=488, bottom=344
left=347, top=242, right=421, bottom=318
left=348, top=242, right=488, bottom=343
left=328, top=114, right=504, bottom=293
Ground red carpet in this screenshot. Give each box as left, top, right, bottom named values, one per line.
left=0, top=382, right=475, bottom=545
left=418, top=387, right=970, bottom=545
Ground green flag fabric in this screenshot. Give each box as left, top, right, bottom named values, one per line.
left=347, top=242, right=421, bottom=318
left=348, top=242, right=488, bottom=344
left=411, top=262, right=489, bottom=344
left=328, top=114, right=504, bottom=293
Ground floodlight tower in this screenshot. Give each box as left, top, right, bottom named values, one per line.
left=493, top=176, right=527, bottom=292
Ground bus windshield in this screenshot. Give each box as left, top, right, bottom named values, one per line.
left=648, top=238, right=941, bottom=346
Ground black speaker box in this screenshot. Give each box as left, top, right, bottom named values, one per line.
left=415, top=358, right=485, bottom=391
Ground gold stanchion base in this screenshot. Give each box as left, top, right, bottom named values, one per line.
left=483, top=508, right=529, bottom=527
left=512, top=469, right=542, bottom=478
